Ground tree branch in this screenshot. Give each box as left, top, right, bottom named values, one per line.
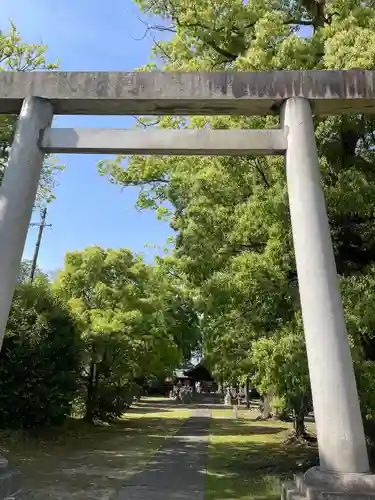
left=205, top=40, right=237, bottom=61
left=133, top=116, right=161, bottom=128
left=167, top=270, right=184, bottom=281
left=122, top=178, right=169, bottom=186
left=254, top=158, right=270, bottom=188
left=284, top=18, right=315, bottom=26
left=284, top=11, right=339, bottom=28
left=218, top=241, right=264, bottom=255
left=131, top=15, right=176, bottom=41
left=152, top=36, right=173, bottom=61
left=173, top=17, right=252, bottom=61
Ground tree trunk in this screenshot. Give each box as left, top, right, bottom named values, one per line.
left=244, top=378, right=250, bottom=409
left=293, top=407, right=307, bottom=438
left=260, top=394, right=272, bottom=419
left=220, top=374, right=225, bottom=396
left=84, top=360, right=97, bottom=423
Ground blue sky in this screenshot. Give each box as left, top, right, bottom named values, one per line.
left=0, top=0, right=173, bottom=274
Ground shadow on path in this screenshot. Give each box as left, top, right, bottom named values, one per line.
left=117, top=409, right=211, bottom=500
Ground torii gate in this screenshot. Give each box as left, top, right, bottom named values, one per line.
left=0, top=70, right=375, bottom=499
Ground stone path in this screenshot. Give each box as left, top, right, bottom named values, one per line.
left=117, top=409, right=211, bottom=500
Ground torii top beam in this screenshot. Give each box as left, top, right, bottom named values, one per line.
left=0, top=70, right=374, bottom=116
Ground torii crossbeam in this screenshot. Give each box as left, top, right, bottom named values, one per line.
left=0, top=70, right=374, bottom=115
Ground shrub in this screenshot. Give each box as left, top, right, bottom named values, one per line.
left=94, top=383, right=136, bottom=421
left=0, top=282, right=81, bottom=428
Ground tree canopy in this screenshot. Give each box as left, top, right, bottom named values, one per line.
left=53, top=246, right=200, bottom=421
left=0, top=22, right=63, bottom=207
left=0, top=280, right=81, bottom=428
left=97, top=0, right=375, bottom=434
left=4, top=0, right=375, bottom=438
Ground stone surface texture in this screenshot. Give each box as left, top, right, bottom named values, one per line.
left=0, top=70, right=375, bottom=115
left=117, top=409, right=210, bottom=500
left=41, top=128, right=287, bottom=155
left=282, top=469, right=375, bottom=500
left=0, top=468, right=22, bottom=499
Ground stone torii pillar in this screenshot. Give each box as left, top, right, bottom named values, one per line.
left=0, top=96, right=54, bottom=347
left=0, top=96, right=53, bottom=497
left=282, top=97, right=375, bottom=499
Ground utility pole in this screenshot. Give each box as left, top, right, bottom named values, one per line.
left=29, top=207, right=52, bottom=283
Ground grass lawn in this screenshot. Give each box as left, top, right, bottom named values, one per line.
left=0, top=397, right=191, bottom=500
left=205, top=408, right=318, bottom=500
